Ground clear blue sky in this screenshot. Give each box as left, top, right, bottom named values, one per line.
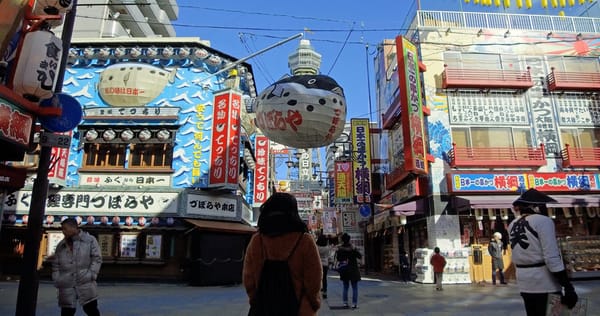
left=172, top=0, right=596, bottom=121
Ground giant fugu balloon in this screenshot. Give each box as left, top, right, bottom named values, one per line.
left=254, top=74, right=346, bottom=148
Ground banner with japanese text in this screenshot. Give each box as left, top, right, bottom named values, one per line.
left=351, top=118, right=372, bottom=203
left=397, top=36, right=427, bottom=175
left=334, top=161, right=353, bottom=203
left=253, top=135, right=270, bottom=206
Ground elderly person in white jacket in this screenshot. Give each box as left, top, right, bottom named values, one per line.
left=52, top=218, right=102, bottom=316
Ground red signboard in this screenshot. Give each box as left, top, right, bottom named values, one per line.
left=0, top=95, right=34, bottom=148
left=209, top=92, right=231, bottom=186
left=48, top=132, right=71, bottom=186
left=253, top=136, right=270, bottom=205
left=226, top=91, right=242, bottom=185
left=396, top=36, right=427, bottom=175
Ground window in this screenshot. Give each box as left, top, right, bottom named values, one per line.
left=561, top=128, right=600, bottom=148
left=129, top=143, right=173, bottom=168
left=548, top=56, right=600, bottom=73
left=444, top=52, right=521, bottom=71
left=82, top=141, right=173, bottom=171
left=84, top=143, right=127, bottom=167
left=451, top=127, right=532, bottom=148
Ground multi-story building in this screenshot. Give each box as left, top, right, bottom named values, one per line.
left=373, top=10, right=600, bottom=282
left=0, top=1, right=260, bottom=285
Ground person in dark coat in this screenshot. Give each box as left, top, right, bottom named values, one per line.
left=399, top=251, right=411, bottom=283
left=488, top=232, right=507, bottom=285
left=335, top=233, right=362, bottom=309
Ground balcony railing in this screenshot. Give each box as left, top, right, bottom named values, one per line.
left=447, top=143, right=546, bottom=168
left=547, top=69, right=600, bottom=92
left=561, top=144, right=600, bottom=168
left=442, top=65, right=534, bottom=90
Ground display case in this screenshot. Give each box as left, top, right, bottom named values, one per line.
left=558, top=236, right=600, bottom=279
left=413, top=247, right=472, bottom=284
left=441, top=248, right=471, bottom=284
left=413, top=248, right=433, bottom=283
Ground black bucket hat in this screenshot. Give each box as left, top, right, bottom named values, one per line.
left=513, top=188, right=558, bottom=206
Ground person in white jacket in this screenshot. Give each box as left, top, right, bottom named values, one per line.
left=508, top=189, right=577, bottom=316
left=316, top=234, right=333, bottom=299
left=52, top=218, right=102, bottom=316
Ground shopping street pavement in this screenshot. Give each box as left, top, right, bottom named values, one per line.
left=1, top=272, right=599, bottom=316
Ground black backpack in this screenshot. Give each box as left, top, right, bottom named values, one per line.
left=250, top=233, right=303, bottom=316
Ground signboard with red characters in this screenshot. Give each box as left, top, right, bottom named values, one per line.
left=209, top=90, right=242, bottom=189
left=209, top=91, right=231, bottom=187
left=448, top=172, right=600, bottom=193
left=253, top=135, right=270, bottom=206
left=0, top=95, right=34, bottom=148
left=47, top=132, right=71, bottom=186
left=226, top=91, right=242, bottom=185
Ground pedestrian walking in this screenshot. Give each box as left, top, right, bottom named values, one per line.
left=52, top=217, right=102, bottom=316
left=399, top=251, right=411, bottom=283
left=489, top=232, right=507, bottom=285
left=430, top=247, right=446, bottom=291
left=316, top=234, right=333, bottom=299
left=509, top=188, right=578, bottom=316
left=243, top=192, right=322, bottom=316
left=335, top=233, right=362, bottom=309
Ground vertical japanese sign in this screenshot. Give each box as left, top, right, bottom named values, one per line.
left=334, top=161, right=353, bottom=203
left=48, top=131, right=71, bottom=186
left=226, top=90, right=242, bottom=185
left=351, top=118, right=371, bottom=203
left=253, top=135, right=270, bottom=206
left=191, top=103, right=207, bottom=186
left=209, top=92, right=229, bottom=186
left=396, top=36, right=427, bottom=174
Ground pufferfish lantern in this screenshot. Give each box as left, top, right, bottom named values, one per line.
left=254, top=74, right=346, bottom=148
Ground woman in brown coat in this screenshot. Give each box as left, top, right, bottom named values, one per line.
left=243, top=192, right=322, bottom=316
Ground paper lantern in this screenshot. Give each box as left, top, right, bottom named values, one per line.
left=12, top=30, right=62, bottom=102
left=98, top=62, right=174, bottom=107
left=138, top=129, right=151, bottom=141
left=100, top=216, right=109, bottom=225
left=254, top=74, right=346, bottom=148
left=138, top=217, right=146, bottom=226
left=120, top=129, right=134, bottom=141
left=194, top=48, right=209, bottom=60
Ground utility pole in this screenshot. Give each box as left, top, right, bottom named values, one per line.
left=15, top=1, right=78, bottom=315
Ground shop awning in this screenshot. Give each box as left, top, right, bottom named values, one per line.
left=451, top=194, right=600, bottom=210
left=185, top=219, right=256, bottom=234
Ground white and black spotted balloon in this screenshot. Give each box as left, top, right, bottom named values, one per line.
left=254, top=74, right=346, bottom=148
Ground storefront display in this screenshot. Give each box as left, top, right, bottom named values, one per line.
left=442, top=248, right=471, bottom=284
left=559, top=236, right=600, bottom=279
left=413, top=247, right=471, bottom=284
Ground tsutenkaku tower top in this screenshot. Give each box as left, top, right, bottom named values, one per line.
left=288, top=39, right=322, bottom=75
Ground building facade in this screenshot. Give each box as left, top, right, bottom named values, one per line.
left=373, top=10, right=600, bottom=282
left=0, top=1, right=261, bottom=285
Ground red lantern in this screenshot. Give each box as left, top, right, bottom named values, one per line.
left=12, top=29, right=62, bottom=102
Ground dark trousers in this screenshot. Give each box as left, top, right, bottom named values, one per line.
left=61, top=299, right=100, bottom=316
left=520, top=292, right=559, bottom=316
left=492, top=269, right=506, bottom=284
left=322, top=265, right=329, bottom=292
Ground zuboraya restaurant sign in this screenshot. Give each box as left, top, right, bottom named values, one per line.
left=3, top=190, right=180, bottom=215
